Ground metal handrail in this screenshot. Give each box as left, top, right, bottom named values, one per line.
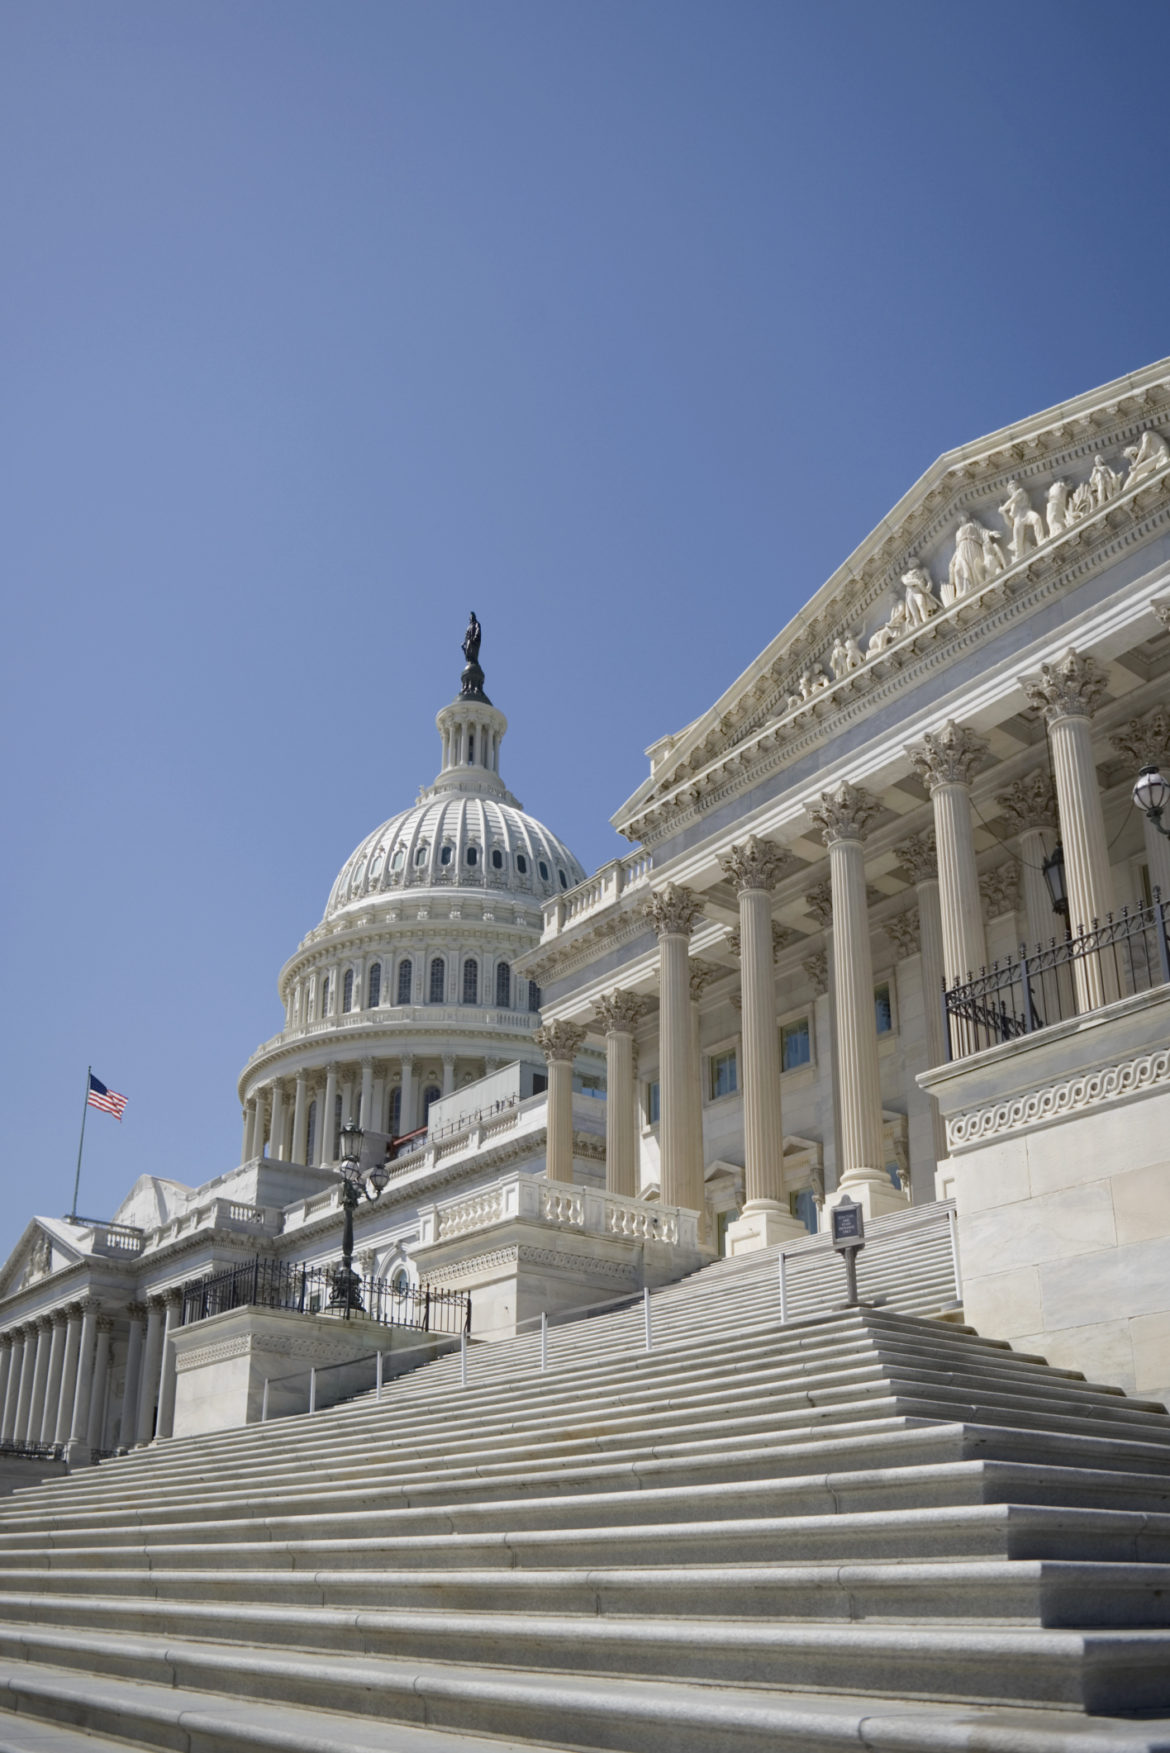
left=179, top=1257, right=470, bottom=1335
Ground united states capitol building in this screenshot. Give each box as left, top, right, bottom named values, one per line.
left=4, top=358, right=1170, bottom=1456
left=0, top=359, right=1169, bottom=1749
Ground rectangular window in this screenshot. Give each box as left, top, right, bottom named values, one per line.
left=874, top=981, right=893, bottom=1035
left=646, top=1080, right=660, bottom=1125
left=708, top=1049, right=738, bottom=1101
left=780, top=1017, right=812, bottom=1071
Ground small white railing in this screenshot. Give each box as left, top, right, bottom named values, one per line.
left=420, top=1170, right=698, bottom=1252
left=540, top=851, right=654, bottom=942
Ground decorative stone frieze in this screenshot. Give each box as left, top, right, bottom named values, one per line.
left=533, top=1021, right=586, bottom=1063
left=809, top=781, right=881, bottom=845
left=946, top=1044, right=1170, bottom=1150
left=907, top=720, right=990, bottom=791
left=979, top=862, right=1021, bottom=919
left=718, top=835, right=793, bottom=894
left=1020, top=648, right=1109, bottom=723
left=884, top=910, right=921, bottom=958
left=996, top=769, right=1059, bottom=833
left=593, top=990, right=648, bottom=1035
left=643, top=884, right=704, bottom=938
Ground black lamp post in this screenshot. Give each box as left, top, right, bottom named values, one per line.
left=328, top=1119, right=391, bottom=1316
left=1133, top=764, right=1170, bottom=840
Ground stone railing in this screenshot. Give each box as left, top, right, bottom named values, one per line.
left=419, top=1170, right=697, bottom=1251
left=142, top=1198, right=282, bottom=1253
left=540, top=851, right=654, bottom=943
left=88, top=1224, right=145, bottom=1258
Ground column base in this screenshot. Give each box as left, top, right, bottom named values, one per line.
left=63, top=1440, right=93, bottom=1467
left=725, top=1204, right=808, bottom=1257
left=824, top=1175, right=909, bottom=1222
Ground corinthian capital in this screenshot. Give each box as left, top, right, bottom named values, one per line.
left=979, top=861, right=1021, bottom=919
left=689, top=958, right=723, bottom=1001
left=907, top=720, right=989, bottom=791
left=804, top=878, right=834, bottom=926
left=533, top=1020, right=587, bottom=1064
left=1020, top=648, right=1109, bottom=724
left=896, top=828, right=937, bottom=884
left=718, top=835, right=793, bottom=894
left=593, top=988, right=648, bottom=1035
left=809, top=781, right=881, bottom=846
left=802, top=951, right=829, bottom=995
left=643, top=884, right=703, bottom=939
left=1110, top=707, right=1170, bottom=770
left=884, top=909, right=921, bottom=958
left=996, top=768, right=1059, bottom=834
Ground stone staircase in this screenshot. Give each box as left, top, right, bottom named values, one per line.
left=0, top=1203, right=1168, bottom=1750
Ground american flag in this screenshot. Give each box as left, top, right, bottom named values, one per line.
left=87, top=1073, right=127, bottom=1121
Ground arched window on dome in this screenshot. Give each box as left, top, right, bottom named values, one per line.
left=465, top=844, right=479, bottom=867
left=319, top=976, right=330, bottom=1018
left=342, top=969, right=354, bottom=1013
left=462, top=958, right=478, bottom=1005
left=559, top=869, right=568, bottom=889
left=391, top=847, right=405, bottom=873
left=367, top=962, right=381, bottom=1008
left=422, top=1084, right=440, bottom=1125
left=516, top=854, right=528, bottom=876
left=491, top=848, right=503, bottom=870
left=414, top=844, right=428, bottom=866
left=538, top=860, right=549, bottom=881
left=496, top=961, right=511, bottom=1009
left=440, top=844, right=453, bottom=866
left=305, top=1100, right=317, bottom=1165
left=528, top=979, right=541, bottom=1013
left=429, top=958, right=445, bottom=1004
left=397, top=959, right=413, bottom=1005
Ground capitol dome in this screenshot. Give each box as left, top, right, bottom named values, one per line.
left=236, top=619, right=592, bottom=1169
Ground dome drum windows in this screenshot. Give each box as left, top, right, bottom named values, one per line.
left=429, top=957, right=446, bottom=1004
left=495, top=961, right=511, bottom=1008
left=465, top=844, right=479, bottom=867
left=491, top=848, right=504, bottom=870
left=367, top=962, right=381, bottom=1008
left=342, top=969, right=355, bottom=1014
left=462, top=958, right=479, bottom=1005
left=397, top=959, right=413, bottom=1006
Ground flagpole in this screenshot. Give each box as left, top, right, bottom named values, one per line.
left=71, top=1066, right=91, bottom=1220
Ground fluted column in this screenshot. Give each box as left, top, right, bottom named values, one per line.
left=154, top=1291, right=181, bottom=1441
left=0, top=1334, right=19, bottom=1442
left=811, top=784, right=904, bottom=1219
left=996, top=770, right=1061, bottom=949
left=0, top=1339, right=11, bottom=1441
left=594, top=991, right=648, bottom=1198
left=268, top=1082, right=285, bottom=1161
left=645, top=885, right=705, bottom=1214
left=26, top=1320, right=52, bottom=1446
left=1111, top=709, right=1170, bottom=904
left=239, top=1107, right=250, bottom=1163
left=1023, top=651, right=1116, bottom=1010
left=86, top=1316, right=114, bottom=1451
left=719, top=838, right=805, bottom=1249
left=359, top=1059, right=375, bottom=1129
left=11, top=1328, right=35, bottom=1443
left=908, top=721, right=989, bottom=985
left=135, top=1299, right=166, bottom=1446
left=291, top=1073, right=309, bottom=1164
left=687, top=962, right=721, bottom=1241
left=320, top=1065, right=339, bottom=1165
left=119, top=1304, right=146, bottom=1449
left=254, top=1089, right=270, bottom=1160
left=53, top=1304, right=84, bottom=1446
left=399, top=1056, right=416, bottom=1135
left=535, top=1021, right=586, bottom=1183
left=441, top=1055, right=456, bottom=1098
left=68, top=1299, right=100, bottom=1448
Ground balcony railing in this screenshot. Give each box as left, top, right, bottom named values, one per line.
left=179, top=1257, right=470, bottom=1334
left=943, top=897, right=1170, bottom=1058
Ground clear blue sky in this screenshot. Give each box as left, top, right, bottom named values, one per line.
left=2, top=0, right=1168, bottom=1255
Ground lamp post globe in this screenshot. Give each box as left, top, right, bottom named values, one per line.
left=1133, top=764, right=1170, bottom=837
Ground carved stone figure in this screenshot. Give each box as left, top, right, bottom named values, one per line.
left=1067, top=479, right=1095, bottom=525
left=945, top=515, right=1005, bottom=604
left=900, top=562, right=937, bottom=626
left=829, top=633, right=866, bottom=678
left=999, top=481, right=1046, bottom=562
left=867, top=598, right=908, bottom=657
left=798, top=666, right=831, bottom=700
left=1123, top=428, right=1170, bottom=491
left=1089, top=454, right=1121, bottom=508
left=1046, top=479, right=1070, bottom=538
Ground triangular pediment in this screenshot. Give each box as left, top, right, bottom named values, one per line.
left=615, top=357, right=1170, bottom=845
left=0, top=1218, right=87, bottom=1302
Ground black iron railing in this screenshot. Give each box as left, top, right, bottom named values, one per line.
left=943, top=896, right=1170, bottom=1058
left=0, top=1441, right=64, bottom=1462
left=179, top=1257, right=470, bottom=1334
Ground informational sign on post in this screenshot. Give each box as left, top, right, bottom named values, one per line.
left=830, top=1196, right=865, bottom=1306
